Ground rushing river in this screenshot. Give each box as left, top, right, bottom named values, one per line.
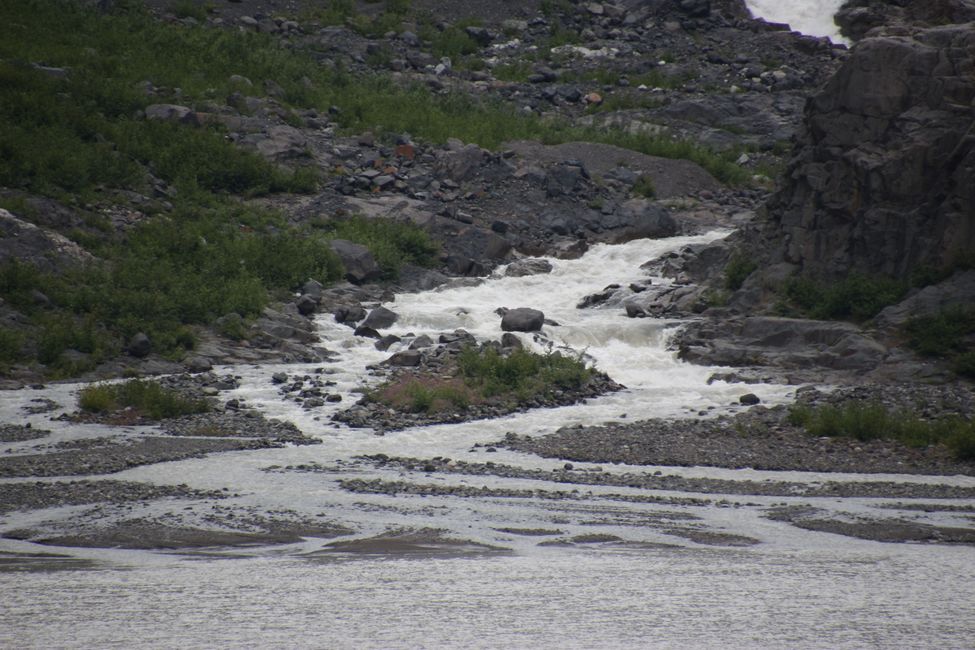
left=3, top=229, right=974, bottom=648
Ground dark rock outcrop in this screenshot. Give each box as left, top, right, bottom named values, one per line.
left=763, top=22, right=975, bottom=281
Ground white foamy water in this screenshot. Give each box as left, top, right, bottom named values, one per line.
left=2, top=228, right=975, bottom=648
left=745, top=0, right=850, bottom=44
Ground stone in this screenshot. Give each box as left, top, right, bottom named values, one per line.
left=354, top=325, right=381, bottom=339
left=501, top=308, right=545, bottom=332
left=126, top=333, right=151, bottom=358
left=361, top=306, right=398, bottom=330
left=763, top=23, right=975, bottom=281
left=375, top=334, right=402, bottom=351
left=185, top=356, right=213, bottom=373
left=739, top=393, right=761, bottom=405
left=296, top=294, right=318, bottom=316
left=302, top=279, right=323, bottom=300
left=255, top=125, right=309, bottom=162
left=501, top=333, right=523, bottom=349
left=677, top=0, right=710, bottom=18
left=409, top=334, right=434, bottom=349
left=505, top=258, right=554, bottom=277
left=334, top=305, right=367, bottom=325
left=387, top=350, right=422, bottom=367
left=145, top=104, right=192, bottom=123
left=329, top=239, right=382, bottom=284
left=271, top=372, right=288, bottom=384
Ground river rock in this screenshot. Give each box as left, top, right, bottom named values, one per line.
left=501, top=308, right=545, bottom=332
left=505, top=258, right=554, bottom=277
left=362, top=306, right=398, bottom=330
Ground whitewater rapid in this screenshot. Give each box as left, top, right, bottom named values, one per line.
left=745, top=0, right=850, bottom=44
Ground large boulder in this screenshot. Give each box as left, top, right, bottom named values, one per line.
left=361, top=306, right=398, bottom=330
left=500, top=308, right=545, bottom=332
left=762, top=22, right=975, bottom=281
left=329, top=239, right=382, bottom=284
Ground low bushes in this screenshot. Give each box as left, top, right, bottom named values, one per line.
left=783, top=274, right=907, bottom=322
left=78, top=379, right=210, bottom=419
left=788, top=402, right=975, bottom=461
left=458, top=346, right=592, bottom=400
left=904, top=307, right=975, bottom=379
left=372, top=347, right=595, bottom=415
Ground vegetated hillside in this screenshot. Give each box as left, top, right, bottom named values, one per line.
left=0, top=0, right=844, bottom=383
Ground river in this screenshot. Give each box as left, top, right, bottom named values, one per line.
left=3, top=225, right=974, bottom=648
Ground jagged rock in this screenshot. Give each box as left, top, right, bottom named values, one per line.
left=763, top=23, right=975, bottom=281
left=362, top=306, right=398, bottom=330
left=501, top=308, right=545, bottom=332
left=329, top=239, right=382, bottom=284
left=875, top=270, right=975, bottom=329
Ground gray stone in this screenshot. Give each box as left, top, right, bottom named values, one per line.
left=387, top=350, right=422, bottom=366
left=362, top=306, right=398, bottom=330
left=505, top=258, right=554, bottom=277
left=296, top=294, right=318, bottom=316
left=330, top=239, right=382, bottom=284
left=127, top=333, right=151, bottom=358
left=185, top=356, right=213, bottom=373
left=501, top=308, right=545, bottom=332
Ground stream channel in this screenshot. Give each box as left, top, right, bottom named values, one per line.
left=2, top=232, right=974, bottom=648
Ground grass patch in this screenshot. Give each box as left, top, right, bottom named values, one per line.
left=78, top=379, right=210, bottom=419
left=783, top=274, right=907, bottom=322
left=788, top=401, right=975, bottom=462
left=371, top=376, right=475, bottom=414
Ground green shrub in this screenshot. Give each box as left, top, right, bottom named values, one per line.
left=724, top=252, right=757, bottom=291
left=904, top=308, right=974, bottom=357
left=788, top=401, right=975, bottom=462
left=169, top=0, right=208, bottom=21
left=78, top=379, right=209, bottom=419
left=78, top=384, right=116, bottom=413
left=458, top=346, right=592, bottom=399
left=784, top=274, right=907, bottom=322
left=0, top=329, right=24, bottom=366
left=953, top=352, right=975, bottom=380
left=631, top=175, right=656, bottom=199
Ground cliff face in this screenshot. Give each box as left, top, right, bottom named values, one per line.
left=763, top=21, right=975, bottom=280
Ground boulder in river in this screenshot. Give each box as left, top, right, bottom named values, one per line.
left=501, top=308, right=545, bottom=332
left=362, top=306, right=398, bottom=330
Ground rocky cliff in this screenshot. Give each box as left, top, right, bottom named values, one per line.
left=761, top=18, right=975, bottom=281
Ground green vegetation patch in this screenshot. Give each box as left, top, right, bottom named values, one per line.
left=788, top=401, right=975, bottom=462
left=78, top=379, right=210, bottom=419
left=458, top=346, right=593, bottom=400
left=372, top=347, right=595, bottom=415
left=904, top=307, right=975, bottom=379
left=724, top=252, right=757, bottom=291
left=783, top=274, right=907, bottom=322
left=319, top=216, right=439, bottom=280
